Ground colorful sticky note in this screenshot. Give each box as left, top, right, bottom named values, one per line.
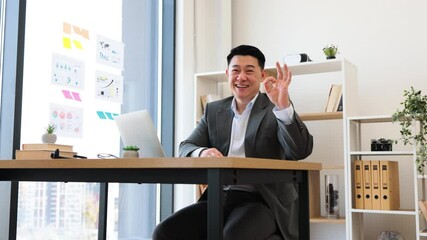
left=62, top=90, right=73, bottom=99
left=97, top=111, right=107, bottom=119
left=105, top=112, right=114, bottom=120
left=63, top=37, right=72, bottom=49
left=71, top=92, right=81, bottom=101
left=73, top=40, right=83, bottom=49
left=63, top=22, right=72, bottom=34
left=72, top=26, right=89, bottom=39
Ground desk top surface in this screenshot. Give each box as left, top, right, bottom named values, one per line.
left=0, top=157, right=321, bottom=171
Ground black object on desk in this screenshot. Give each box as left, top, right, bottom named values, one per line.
left=51, top=149, right=87, bottom=159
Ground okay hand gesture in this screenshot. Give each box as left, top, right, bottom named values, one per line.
left=263, top=62, right=292, bottom=109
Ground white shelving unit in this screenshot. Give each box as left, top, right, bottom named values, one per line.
left=346, top=115, right=425, bottom=239
left=194, top=59, right=358, bottom=239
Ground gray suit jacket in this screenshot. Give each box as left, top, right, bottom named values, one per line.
left=179, top=93, right=313, bottom=240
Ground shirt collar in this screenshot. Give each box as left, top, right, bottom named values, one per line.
left=231, top=93, right=259, bottom=114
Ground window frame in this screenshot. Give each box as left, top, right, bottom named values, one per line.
left=0, top=0, right=175, bottom=239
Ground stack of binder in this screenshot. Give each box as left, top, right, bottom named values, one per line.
left=353, top=160, right=400, bottom=210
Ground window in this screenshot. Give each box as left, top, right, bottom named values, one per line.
left=0, top=0, right=5, bottom=108
left=16, top=0, right=164, bottom=239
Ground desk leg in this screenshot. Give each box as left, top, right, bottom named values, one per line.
left=299, top=171, right=310, bottom=240
left=98, top=183, right=108, bottom=240
left=207, top=169, right=223, bottom=240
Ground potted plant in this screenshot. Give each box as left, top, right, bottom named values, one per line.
left=41, top=123, right=57, bottom=144
left=323, top=44, right=339, bottom=59
left=122, top=145, right=140, bottom=158
left=392, top=86, right=427, bottom=175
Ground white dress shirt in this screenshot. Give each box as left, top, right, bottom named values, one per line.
left=191, top=93, right=295, bottom=192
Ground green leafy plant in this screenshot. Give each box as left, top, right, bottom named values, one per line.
left=46, top=123, right=56, bottom=134
left=392, top=86, right=427, bottom=175
left=123, top=145, right=140, bottom=151
left=323, top=44, right=339, bottom=59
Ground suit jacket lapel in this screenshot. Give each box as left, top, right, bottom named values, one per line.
left=245, top=93, right=270, bottom=156
left=216, top=99, right=233, bottom=154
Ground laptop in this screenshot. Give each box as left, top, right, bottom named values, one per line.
left=114, top=110, right=166, bottom=158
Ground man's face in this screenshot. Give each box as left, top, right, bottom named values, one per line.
left=226, top=55, right=266, bottom=103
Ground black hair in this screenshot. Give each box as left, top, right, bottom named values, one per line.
left=226, top=45, right=266, bottom=70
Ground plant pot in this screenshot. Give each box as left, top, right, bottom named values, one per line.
left=42, top=133, right=57, bottom=144
left=122, top=150, right=139, bottom=158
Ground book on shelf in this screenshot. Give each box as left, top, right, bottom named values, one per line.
left=21, top=143, right=73, bottom=152
left=15, top=149, right=77, bottom=160
left=200, top=94, right=221, bottom=112
left=419, top=200, right=427, bottom=222
left=336, top=95, right=343, bottom=112
left=325, top=84, right=342, bottom=112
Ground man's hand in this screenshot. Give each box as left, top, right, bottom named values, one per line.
left=263, top=62, right=292, bottom=110
left=200, top=148, right=224, bottom=157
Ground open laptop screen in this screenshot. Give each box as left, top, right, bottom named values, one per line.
left=114, top=110, right=165, bottom=158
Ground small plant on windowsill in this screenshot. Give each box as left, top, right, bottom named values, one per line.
left=323, top=44, right=339, bottom=60
left=41, top=123, right=57, bottom=144
left=392, top=86, right=427, bottom=175
left=122, top=145, right=140, bottom=158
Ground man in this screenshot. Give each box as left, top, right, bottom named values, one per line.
left=152, top=45, right=313, bottom=240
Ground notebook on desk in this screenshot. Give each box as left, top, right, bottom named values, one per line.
left=114, top=110, right=166, bottom=158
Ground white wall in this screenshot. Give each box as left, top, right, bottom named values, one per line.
left=231, top=0, right=427, bottom=116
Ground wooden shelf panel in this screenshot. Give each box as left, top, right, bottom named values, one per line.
left=310, top=217, right=346, bottom=224
left=348, top=115, right=393, bottom=123
left=322, top=164, right=344, bottom=170
left=349, top=151, right=413, bottom=156
left=198, top=112, right=342, bottom=124
left=419, top=229, right=427, bottom=236
left=299, top=112, right=342, bottom=121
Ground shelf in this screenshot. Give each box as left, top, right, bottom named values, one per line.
left=348, top=115, right=393, bottom=123
left=194, top=71, right=227, bottom=82
left=310, top=217, right=346, bottom=224
left=420, top=229, right=427, bottom=237
left=198, top=111, right=342, bottom=125
left=265, top=59, right=343, bottom=76
left=299, top=112, right=342, bottom=121
left=323, top=164, right=344, bottom=170
left=195, top=59, right=356, bottom=239
left=349, top=151, right=414, bottom=156
left=351, top=208, right=416, bottom=215
left=194, top=59, right=345, bottom=82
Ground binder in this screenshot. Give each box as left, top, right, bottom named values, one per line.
left=371, top=160, right=381, bottom=210
left=362, top=160, right=372, bottom=209
left=380, top=160, right=400, bottom=210
left=353, top=161, right=364, bottom=209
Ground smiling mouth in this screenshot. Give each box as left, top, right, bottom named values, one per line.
left=235, top=84, right=249, bottom=88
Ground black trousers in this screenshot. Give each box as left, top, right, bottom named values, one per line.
left=152, top=190, right=279, bottom=240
